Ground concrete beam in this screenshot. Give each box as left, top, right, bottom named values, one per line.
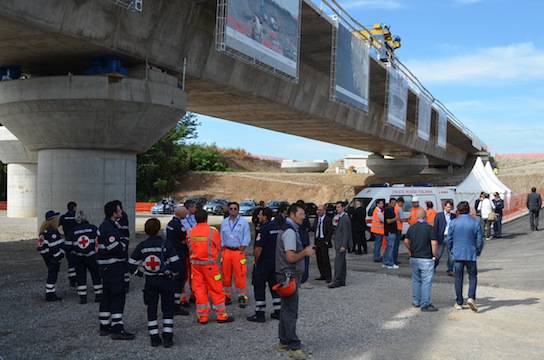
left=0, top=0, right=473, bottom=165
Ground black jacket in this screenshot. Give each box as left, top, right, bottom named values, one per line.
left=351, top=207, right=367, bottom=232
left=312, top=215, right=333, bottom=245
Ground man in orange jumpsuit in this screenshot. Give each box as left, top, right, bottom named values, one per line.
left=187, top=209, right=234, bottom=324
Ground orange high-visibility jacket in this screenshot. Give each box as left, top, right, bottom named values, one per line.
left=370, top=207, right=384, bottom=235
left=394, top=204, right=403, bottom=231
left=426, top=209, right=437, bottom=226
left=409, top=207, right=424, bottom=225
left=187, top=223, right=221, bottom=265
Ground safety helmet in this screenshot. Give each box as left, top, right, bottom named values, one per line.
left=272, top=277, right=297, bottom=297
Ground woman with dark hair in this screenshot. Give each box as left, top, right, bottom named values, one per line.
left=37, top=210, right=64, bottom=301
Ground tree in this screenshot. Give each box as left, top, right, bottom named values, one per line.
left=136, top=113, right=199, bottom=200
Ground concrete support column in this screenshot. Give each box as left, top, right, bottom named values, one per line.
left=7, top=163, right=37, bottom=217
left=37, top=149, right=136, bottom=235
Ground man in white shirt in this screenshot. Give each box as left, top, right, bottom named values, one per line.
left=477, top=193, right=495, bottom=240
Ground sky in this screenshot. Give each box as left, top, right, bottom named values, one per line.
left=195, top=0, right=544, bottom=160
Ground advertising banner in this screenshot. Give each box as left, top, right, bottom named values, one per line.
left=221, top=0, right=301, bottom=79
left=387, top=68, right=408, bottom=130
left=333, top=23, right=370, bottom=112
left=437, top=110, right=448, bottom=148
left=417, top=95, right=432, bottom=141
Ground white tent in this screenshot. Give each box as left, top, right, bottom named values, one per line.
left=455, top=157, right=511, bottom=206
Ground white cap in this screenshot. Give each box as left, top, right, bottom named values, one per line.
left=412, top=196, right=419, bottom=202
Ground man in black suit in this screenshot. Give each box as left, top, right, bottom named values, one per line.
left=312, top=204, right=332, bottom=282
left=350, top=200, right=368, bottom=255
left=432, top=200, right=456, bottom=275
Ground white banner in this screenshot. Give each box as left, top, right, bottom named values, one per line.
left=222, top=0, right=301, bottom=79
left=437, top=110, right=448, bottom=148
left=333, top=23, right=370, bottom=112
left=387, top=68, right=408, bottom=130
left=417, top=95, right=432, bottom=141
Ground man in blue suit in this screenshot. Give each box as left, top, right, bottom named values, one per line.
left=447, top=201, right=484, bottom=312
left=433, top=200, right=456, bottom=275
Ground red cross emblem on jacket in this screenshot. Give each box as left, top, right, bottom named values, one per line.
left=144, top=255, right=161, bottom=272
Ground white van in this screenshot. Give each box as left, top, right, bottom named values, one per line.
left=348, top=184, right=457, bottom=238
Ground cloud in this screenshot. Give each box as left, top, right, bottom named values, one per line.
left=340, top=0, right=403, bottom=10
left=405, top=42, right=544, bottom=84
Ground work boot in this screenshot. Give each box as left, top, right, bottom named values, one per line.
left=198, top=316, right=209, bottom=325
left=79, top=295, right=87, bottom=305
left=276, top=343, right=289, bottom=353
left=45, top=293, right=62, bottom=302
left=174, top=305, right=190, bottom=316
left=238, top=295, right=248, bottom=308
left=99, top=325, right=111, bottom=337
left=217, top=314, right=235, bottom=323
left=94, top=294, right=103, bottom=303
left=69, top=278, right=76, bottom=288
left=111, top=329, right=135, bottom=341
left=162, top=333, right=174, bottom=348
left=271, top=310, right=281, bottom=320
left=247, top=312, right=265, bottom=323
left=150, top=335, right=162, bottom=347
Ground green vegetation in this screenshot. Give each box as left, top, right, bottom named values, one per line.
left=136, top=113, right=231, bottom=201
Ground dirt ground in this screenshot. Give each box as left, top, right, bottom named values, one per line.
left=495, top=156, right=544, bottom=194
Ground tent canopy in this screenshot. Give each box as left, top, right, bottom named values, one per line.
left=455, top=158, right=512, bottom=205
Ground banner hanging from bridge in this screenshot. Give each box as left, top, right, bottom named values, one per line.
left=216, top=0, right=301, bottom=80
left=331, top=23, right=370, bottom=112
left=417, top=95, right=432, bottom=141
left=386, top=68, right=408, bottom=130
left=437, top=110, right=448, bottom=148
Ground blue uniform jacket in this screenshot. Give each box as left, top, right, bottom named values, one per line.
left=447, top=214, right=484, bottom=262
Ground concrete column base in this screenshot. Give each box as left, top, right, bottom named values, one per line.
left=7, top=163, right=37, bottom=218
left=37, top=149, right=136, bottom=234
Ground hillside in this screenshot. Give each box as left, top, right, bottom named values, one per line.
left=496, top=155, right=544, bottom=194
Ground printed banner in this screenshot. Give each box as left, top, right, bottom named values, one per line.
left=387, top=68, right=408, bottom=130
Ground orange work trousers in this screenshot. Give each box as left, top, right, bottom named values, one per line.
left=221, top=248, right=247, bottom=299
left=191, top=263, right=227, bottom=322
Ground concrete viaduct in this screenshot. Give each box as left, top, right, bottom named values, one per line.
left=0, top=0, right=485, bottom=229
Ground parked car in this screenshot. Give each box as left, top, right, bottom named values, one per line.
left=185, top=196, right=208, bottom=209
left=204, top=198, right=229, bottom=215
left=267, top=200, right=289, bottom=216
left=239, top=199, right=257, bottom=216
left=151, top=198, right=176, bottom=215
left=304, top=202, right=318, bottom=217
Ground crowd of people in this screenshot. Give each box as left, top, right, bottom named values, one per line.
left=34, top=187, right=539, bottom=359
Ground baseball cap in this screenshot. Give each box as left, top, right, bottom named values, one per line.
left=45, top=210, right=60, bottom=220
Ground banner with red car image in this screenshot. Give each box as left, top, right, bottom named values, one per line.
left=219, top=0, right=301, bottom=79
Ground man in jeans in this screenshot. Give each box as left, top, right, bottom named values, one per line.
left=404, top=208, right=438, bottom=312
left=448, top=201, right=484, bottom=312
left=275, top=203, right=315, bottom=360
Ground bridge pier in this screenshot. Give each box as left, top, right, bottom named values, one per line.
left=0, top=127, right=37, bottom=218
left=0, top=74, right=186, bottom=229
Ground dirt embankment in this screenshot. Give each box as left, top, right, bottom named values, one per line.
left=496, top=156, right=544, bottom=194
